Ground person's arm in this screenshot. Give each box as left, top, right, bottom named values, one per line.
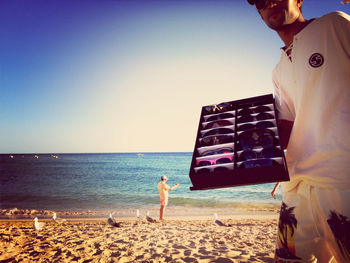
left=170, top=184, right=179, bottom=190
left=166, top=184, right=179, bottom=191
left=164, top=183, right=179, bottom=191
left=277, top=119, right=294, bottom=150
left=271, top=182, right=281, bottom=198
left=273, top=76, right=294, bottom=150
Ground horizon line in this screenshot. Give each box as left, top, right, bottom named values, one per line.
left=0, top=151, right=193, bottom=155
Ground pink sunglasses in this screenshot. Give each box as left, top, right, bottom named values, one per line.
left=196, top=154, right=233, bottom=167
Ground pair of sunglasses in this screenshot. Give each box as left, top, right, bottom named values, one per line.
left=239, top=159, right=278, bottom=169
left=240, top=146, right=281, bottom=161
left=238, top=128, right=275, bottom=150
left=204, top=102, right=232, bottom=114
left=247, top=0, right=283, bottom=10
left=203, top=119, right=233, bottom=130
left=202, top=127, right=234, bottom=138
left=199, top=147, right=234, bottom=157
left=206, top=112, right=234, bottom=122
left=196, top=166, right=230, bottom=174
left=237, top=121, right=274, bottom=132
left=201, top=134, right=234, bottom=147
left=238, top=105, right=271, bottom=116
left=196, top=155, right=233, bottom=167
left=238, top=112, right=274, bottom=123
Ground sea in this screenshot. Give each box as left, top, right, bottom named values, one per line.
left=0, top=152, right=282, bottom=217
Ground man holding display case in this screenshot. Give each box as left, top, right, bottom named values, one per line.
left=247, top=0, right=350, bottom=262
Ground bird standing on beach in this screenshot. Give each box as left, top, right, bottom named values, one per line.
left=213, top=213, right=227, bottom=227
left=33, top=217, right=46, bottom=231
left=136, top=209, right=145, bottom=221
left=52, top=212, right=67, bottom=224
left=146, top=211, right=156, bottom=223
left=107, top=213, right=121, bottom=227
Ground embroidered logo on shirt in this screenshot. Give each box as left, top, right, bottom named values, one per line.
left=309, top=53, right=324, bottom=68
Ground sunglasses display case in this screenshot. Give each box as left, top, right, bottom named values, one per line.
left=189, top=94, right=290, bottom=190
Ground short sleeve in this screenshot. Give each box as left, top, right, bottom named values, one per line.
left=273, top=65, right=295, bottom=122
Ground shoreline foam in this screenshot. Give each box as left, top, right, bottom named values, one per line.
left=0, top=206, right=280, bottom=220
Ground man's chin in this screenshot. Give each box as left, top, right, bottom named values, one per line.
left=266, top=13, right=284, bottom=29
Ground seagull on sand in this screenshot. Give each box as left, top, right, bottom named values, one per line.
left=33, top=217, right=46, bottom=231
left=146, top=211, right=156, bottom=223
left=52, top=212, right=67, bottom=224
left=136, top=209, right=145, bottom=221
left=107, top=213, right=121, bottom=227
left=213, top=213, right=227, bottom=227
left=136, top=209, right=141, bottom=219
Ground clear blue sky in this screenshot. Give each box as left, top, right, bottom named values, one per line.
left=0, top=0, right=348, bottom=153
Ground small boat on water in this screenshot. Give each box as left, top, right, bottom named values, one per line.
left=34, top=155, right=39, bottom=159
left=136, top=153, right=144, bottom=156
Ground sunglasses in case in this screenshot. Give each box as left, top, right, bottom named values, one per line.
left=206, top=112, right=234, bottom=122
left=237, top=120, right=274, bottom=132
left=203, top=119, right=234, bottom=130
left=239, top=159, right=279, bottom=169
left=199, top=147, right=234, bottom=157
left=240, top=146, right=282, bottom=161
left=196, top=166, right=231, bottom=174
left=238, top=112, right=274, bottom=123
left=202, top=127, right=234, bottom=138
left=200, top=134, right=235, bottom=147
left=196, top=154, right=233, bottom=167
left=204, top=102, right=233, bottom=114
left=238, top=128, right=275, bottom=150
left=238, top=105, right=271, bottom=115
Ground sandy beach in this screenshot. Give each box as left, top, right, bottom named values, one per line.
left=0, top=211, right=279, bottom=263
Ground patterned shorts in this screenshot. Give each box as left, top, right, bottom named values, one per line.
left=274, top=182, right=350, bottom=263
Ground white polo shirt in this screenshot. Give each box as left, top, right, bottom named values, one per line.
left=273, top=11, right=350, bottom=191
